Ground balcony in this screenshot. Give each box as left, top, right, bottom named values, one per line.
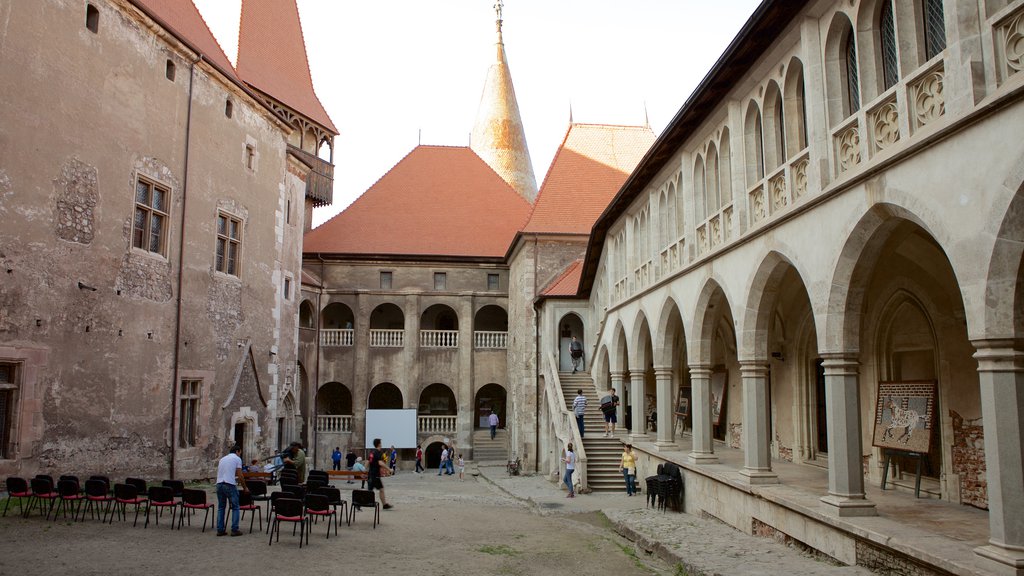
left=418, top=415, right=457, bottom=434
left=473, top=331, right=507, bottom=349
left=316, top=415, right=352, bottom=433
left=320, top=329, right=353, bottom=347
left=370, top=329, right=405, bottom=348
left=420, top=330, right=458, bottom=348
left=287, top=144, right=334, bottom=207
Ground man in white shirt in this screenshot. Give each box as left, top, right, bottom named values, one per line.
left=572, top=389, right=588, bottom=438
left=216, top=444, right=245, bottom=536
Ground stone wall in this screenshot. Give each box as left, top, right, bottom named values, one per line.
left=950, top=410, right=987, bottom=509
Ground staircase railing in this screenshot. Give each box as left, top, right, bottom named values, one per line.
left=543, top=351, right=587, bottom=491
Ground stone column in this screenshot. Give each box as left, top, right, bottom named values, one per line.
left=739, top=362, right=777, bottom=484
left=972, top=341, right=1024, bottom=573
left=654, top=366, right=675, bottom=447
left=819, top=355, right=875, bottom=517
left=628, top=369, right=648, bottom=441
left=688, top=365, right=717, bottom=464
left=610, top=370, right=625, bottom=436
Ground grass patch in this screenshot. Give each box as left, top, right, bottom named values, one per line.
left=478, top=544, right=520, bottom=557
left=618, top=543, right=645, bottom=570
left=674, top=564, right=691, bottom=576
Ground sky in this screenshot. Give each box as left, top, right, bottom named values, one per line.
left=192, top=0, right=763, bottom=228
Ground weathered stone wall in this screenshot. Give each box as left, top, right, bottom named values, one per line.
left=950, top=410, right=987, bottom=509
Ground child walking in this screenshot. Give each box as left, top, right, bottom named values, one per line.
left=457, top=454, right=465, bottom=481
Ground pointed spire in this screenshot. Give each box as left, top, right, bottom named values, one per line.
left=471, top=1, right=538, bottom=203
left=569, top=100, right=574, bottom=124
left=643, top=101, right=650, bottom=129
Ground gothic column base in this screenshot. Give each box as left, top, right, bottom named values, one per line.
left=653, top=441, right=679, bottom=451
left=687, top=451, right=718, bottom=465
left=739, top=468, right=778, bottom=485
left=975, top=544, right=1024, bottom=575
left=629, top=433, right=650, bottom=443
left=819, top=494, right=877, bottom=517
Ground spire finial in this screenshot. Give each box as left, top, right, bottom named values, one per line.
left=494, top=0, right=504, bottom=43
left=569, top=100, right=574, bottom=124
left=643, top=100, right=650, bottom=128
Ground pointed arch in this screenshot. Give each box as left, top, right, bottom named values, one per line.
left=783, top=58, right=809, bottom=156
left=740, top=251, right=817, bottom=362
left=694, top=154, right=707, bottom=220
left=825, top=12, right=859, bottom=125
left=744, top=101, right=765, bottom=186
left=763, top=81, right=786, bottom=170
left=719, top=129, right=733, bottom=206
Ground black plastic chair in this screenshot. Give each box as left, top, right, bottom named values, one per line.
left=304, top=494, right=337, bottom=539
left=125, top=477, right=149, bottom=498
left=245, top=479, right=271, bottom=524
left=82, top=479, right=114, bottom=522
left=110, top=483, right=147, bottom=527
left=305, top=479, right=325, bottom=493
left=2, top=477, right=31, bottom=517
left=307, top=470, right=329, bottom=485
left=239, top=491, right=263, bottom=533
left=348, top=489, right=379, bottom=529
left=179, top=488, right=215, bottom=532
left=144, top=486, right=178, bottom=529
left=281, top=484, right=306, bottom=500
left=315, top=486, right=347, bottom=530
left=265, top=491, right=290, bottom=534
left=268, top=498, right=307, bottom=547
left=26, top=477, right=59, bottom=519
left=161, top=479, right=185, bottom=501
left=52, top=479, right=85, bottom=522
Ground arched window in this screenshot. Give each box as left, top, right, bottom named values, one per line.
left=673, top=179, right=685, bottom=235
left=846, top=31, right=861, bottom=113
left=744, top=103, right=765, bottom=187
left=706, top=143, right=720, bottom=214
left=719, top=130, right=733, bottom=205
left=880, top=1, right=899, bottom=90
left=763, top=82, right=785, bottom=170
left=784, top=60, right=809, bottom=155
left=694, top=156, right=706, bottom=220
left=922, top=0, right=946, bottom=60
left=658, top=190, right=671, bottom=248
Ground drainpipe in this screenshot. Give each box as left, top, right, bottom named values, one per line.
left=533, top=237, right=540, bottom=472
left=313, top=253, right=325, bottom=465
left=169, top=55, right=201, bottom=479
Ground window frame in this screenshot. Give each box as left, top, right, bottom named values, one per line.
left=178, top=378, right=201, bottom=448
left=380, top=271, right=393, bottom=290
left=133, top=176, right=170, bottom=256
left=433, top=272, right=447, bottom=291
left=85, top=3, right=99, bottom=33
left=0, top=363, right=19, bottom=460
left=487, top=273, right=499, bottom=291
left=215, top=212, right=243, bottom=277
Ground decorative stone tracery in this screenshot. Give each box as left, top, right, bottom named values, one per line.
left=869, top=98, right=900, bottom=152
left=835, top=123, right=861, bottom=173
left=910, top=66, right=945, bottom=129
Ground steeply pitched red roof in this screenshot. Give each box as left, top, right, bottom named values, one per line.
left=304, top=146, right=532, bottom=259
left=523, top=123, right=655, bottom=235
left=236, top=0, right=337, bottom=133
left=540, top=259, right=583, bottom=297
left=131, top=0, right=239, bottom=83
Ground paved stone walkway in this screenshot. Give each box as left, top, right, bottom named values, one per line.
left=475, top=464, right=874, bottom=575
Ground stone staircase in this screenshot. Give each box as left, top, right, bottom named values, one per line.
left=472, top=429, right=509, bottom=464
left=560, top=372, right=624, bottom=493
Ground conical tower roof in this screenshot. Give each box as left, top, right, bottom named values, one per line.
left=470, top=1, right=538, bottom=204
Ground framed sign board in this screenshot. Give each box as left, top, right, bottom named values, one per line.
left=871, top=381, right=937, bottom=454
left=675, top=398, right=689, bottom=419
left=710, top=372, right=727, bottom=426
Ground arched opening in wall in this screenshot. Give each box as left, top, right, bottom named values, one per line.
left=419, top=383, right=456, bottom=416
left=693, top=156, right=707, bottom=221
left=673, top=179, right=686, bottom=236
left=877, top=0, right=900, bottom=91
left=279, top=393, right=296, bottom=451
left=719, top=131, right=733, bottom=207
left=825, top=13, right=860, bottom=125
left=744, top=102, right=765, bottom=187
left=613, top=325, right=631, bottom=429
left=763, top=81, right=786, bottom=171
left=368, top=382, right=403, bottom=409
left=234, top=420, right=249, bottom=456
left=639, top=209, right=650, bottom=265
left=783, top=59, right=809, bottom=157
left=840, top=213, right=977, bottom=501
left=698, top=284, right=738, bottom=443
left=706, top=142, right=720, bottom=215
left=424, top=441, right=446, bottom=468
left=318, top=138, right=333, bottom=163
left=321, top=302, right=354, bottom=330
left=659, top=302, right=689, bottom=440
left=658, top=190, right=671, bottom=248
left=475, top=384, right=507, bottom=430
left=474, top=305, right=508, bottom=348
left=302, top=127, right=318, bottom=154
left=558, top=313, right=586, bottom=372
left=317, top=382, right=352, bottom=416
left=421, top=304, right=458, bottom=331
left=635, top=316, right=656, bottom=435
left=299, top=300, right=316, bottom=329
left=370, top=303, right=405, bottom=329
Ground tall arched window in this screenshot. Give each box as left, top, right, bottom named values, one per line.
left=922, top=0, right=946, bottom=60
left=763, top=82, right=786, bottom=170
left=694, top=156, right=707, bottom=220
left=673, top=180, right=685, bottom=236
left=744, top=103, right=765, bottom=186
left=706, top=143, right=720, bottom=214
left=846, top=31, right=861, bottom=113
left=784, top=59, right=808, bottom=155
left=880, top=1, right=899, bottom=90
left=719, top=130, right=733, bottom=205
left=658, top=190, right=671, bottom=248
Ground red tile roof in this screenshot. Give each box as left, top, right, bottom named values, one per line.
left=236, top=0, right=337, bottom=133
left=131, top=0, right=239, bottom=83
left=541, top=259, right=583, bottom=297
left=523, top=123, right=655, bottom=235
left=304, top=146, right=532, bottom=259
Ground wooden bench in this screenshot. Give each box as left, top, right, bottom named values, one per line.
left=240, top=471, right=273, bottom=483
left=327, top=470, right=367, bottom=486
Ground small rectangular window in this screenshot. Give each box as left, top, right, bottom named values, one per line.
left=0, top=363, right=18, bottom=459
left=283, top=277, right=292, bottom=300
left=380, top=271, right=392, bottom=290
left=286, top=198, right=292, bottom=224
left=133, top=177, right=170, bottom=255
left=245, top=145, right=255, bottom=170
left=487, top=273, right=499, bottom=291
left=178, top=379, right=201, bottom=448
left=225, top=100, right=233, bottom=118
left=215, top=212, right=242, bottom=276
left=86, top=4, right=99, bottom=33
left=165, top=59, right=176, bottom=82
left=434, top=272, right=447, bottom=291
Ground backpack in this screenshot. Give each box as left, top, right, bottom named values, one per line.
left=600, top=396, right=615, bottom=414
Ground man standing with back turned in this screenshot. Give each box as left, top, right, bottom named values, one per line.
left=216, top=444, right=246, bottom=537
left=572, top=389, right=588, bottom=438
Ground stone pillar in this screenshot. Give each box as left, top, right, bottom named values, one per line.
left=628, top=369, right=648, bottom=441
left=610, top=370, right=625, bottom=436
left=973, top=341, right=1024, bottom=573
left=654, top=366, right=675, bottom=447
left=819, top=355, right=875, bottom=517
left=739, top=362, right=777, bottom=484
left=688, top=365, right=717, bottom=464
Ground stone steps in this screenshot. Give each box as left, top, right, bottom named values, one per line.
left=472, top=430, right=509, bottom=463
left=559, top=372, right=625, bottom=492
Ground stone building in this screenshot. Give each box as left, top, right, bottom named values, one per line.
left=0, top=0, right=335, bottom=479
left=534, top=0, right=1024, bottom=573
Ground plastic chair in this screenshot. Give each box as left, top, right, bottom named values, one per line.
left=239, top=491, right=263, bottom=533
left=52, top=479, right=85, bottom=522
left=245, top=479, right=270, bottom=525
left=58, top=475, right=81, bottom=492
left=88, top=476, right=112, bottom=495
left=265, top=491, right=290, bottom=534
left=281, top=484, right=306, bottom=500
left=144, top=485, right=179, bottom=529
left=125, top=477, right=149, bottom=498
left=307, top=470, right=329, bottom=485
left=179, top=488, right=215, bottom=532
left=315, top=486, right=347, bottom=530
left=26, top=477, right=59, bottom=519
left=348, top=489, right=379, bottom=529
left=110, top=483, right=147, bottom=527
left=305, top=479, right=325, bottom=493
left=268, top=498, right=307, bottom=547
left=161, top=479, right=185, bottom=501
left=82, top=479, right=115, bottom=522
left=304, top=494, right=337, bottom=539
left=2, top=477, right=31, bottom=517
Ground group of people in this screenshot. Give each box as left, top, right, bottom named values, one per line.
left=437, top=444, right=465, bottom=480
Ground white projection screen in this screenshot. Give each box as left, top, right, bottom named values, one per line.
left=364, top=409, right=418, bottom=449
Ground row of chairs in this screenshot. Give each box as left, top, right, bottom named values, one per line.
left=267, top=489, right=381, bottom=547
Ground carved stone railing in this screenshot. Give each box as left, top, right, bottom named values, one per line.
left=768, top=167, right=788, bottom=214
left=995, top=5, right=1024, bottom=83
left=320, top=329, right=353, bottom=347
left=908, top=61, right=945, bottom=130
left=748, top=182, right=767, bottom=225
left=420, top=330, right=458, bottom=348
left=418, top=415, right=457, bottom=434
left=369, top=329, right=404, bottom=348
left=633, top=260, right=652, bottom=291
left=832, top=118, right=862, bottom=175
left=474, top=331, right=507, bottom=349
left=543, top=351, right=587, bottom=491
left=790, top=151, right=810, bottom=201
left=614, top=276, right=629, bottom=302
left=316, top=415, right=352, bottom=433
left=659, top=238, right=685, bottom=277
left=868, top=92, right=901, bottom=154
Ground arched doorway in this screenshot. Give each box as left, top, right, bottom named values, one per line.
left=424, top=440, right=446, bottom=469
left=558, top=313, right=585, bottom=371
left=299, top=300, right=316, bottom=329
left=474, top=384, right=507, bottom=430
left=368, top=382, right=403, bottom=409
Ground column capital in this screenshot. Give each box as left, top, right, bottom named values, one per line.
left=738, top=361, right=769, bottom=378
left=653, top=366, right=673, bottom=379
left=821, top=353, right=859, bottom=375
left=689, top=364, right=712, bottom=378
left=972, top=339, right=1024, bottom=373
left=609, top=370, right=627, bottom=380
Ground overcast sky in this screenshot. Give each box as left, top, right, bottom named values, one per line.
left=192, top=0, right=762, bottom=227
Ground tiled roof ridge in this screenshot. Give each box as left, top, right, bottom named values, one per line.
left=541, top=258, right=584, bottom=296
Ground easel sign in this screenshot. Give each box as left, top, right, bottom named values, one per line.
left=710, top=372, right=727, bottom=426
left=871, top=381, right=936, bottom=454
